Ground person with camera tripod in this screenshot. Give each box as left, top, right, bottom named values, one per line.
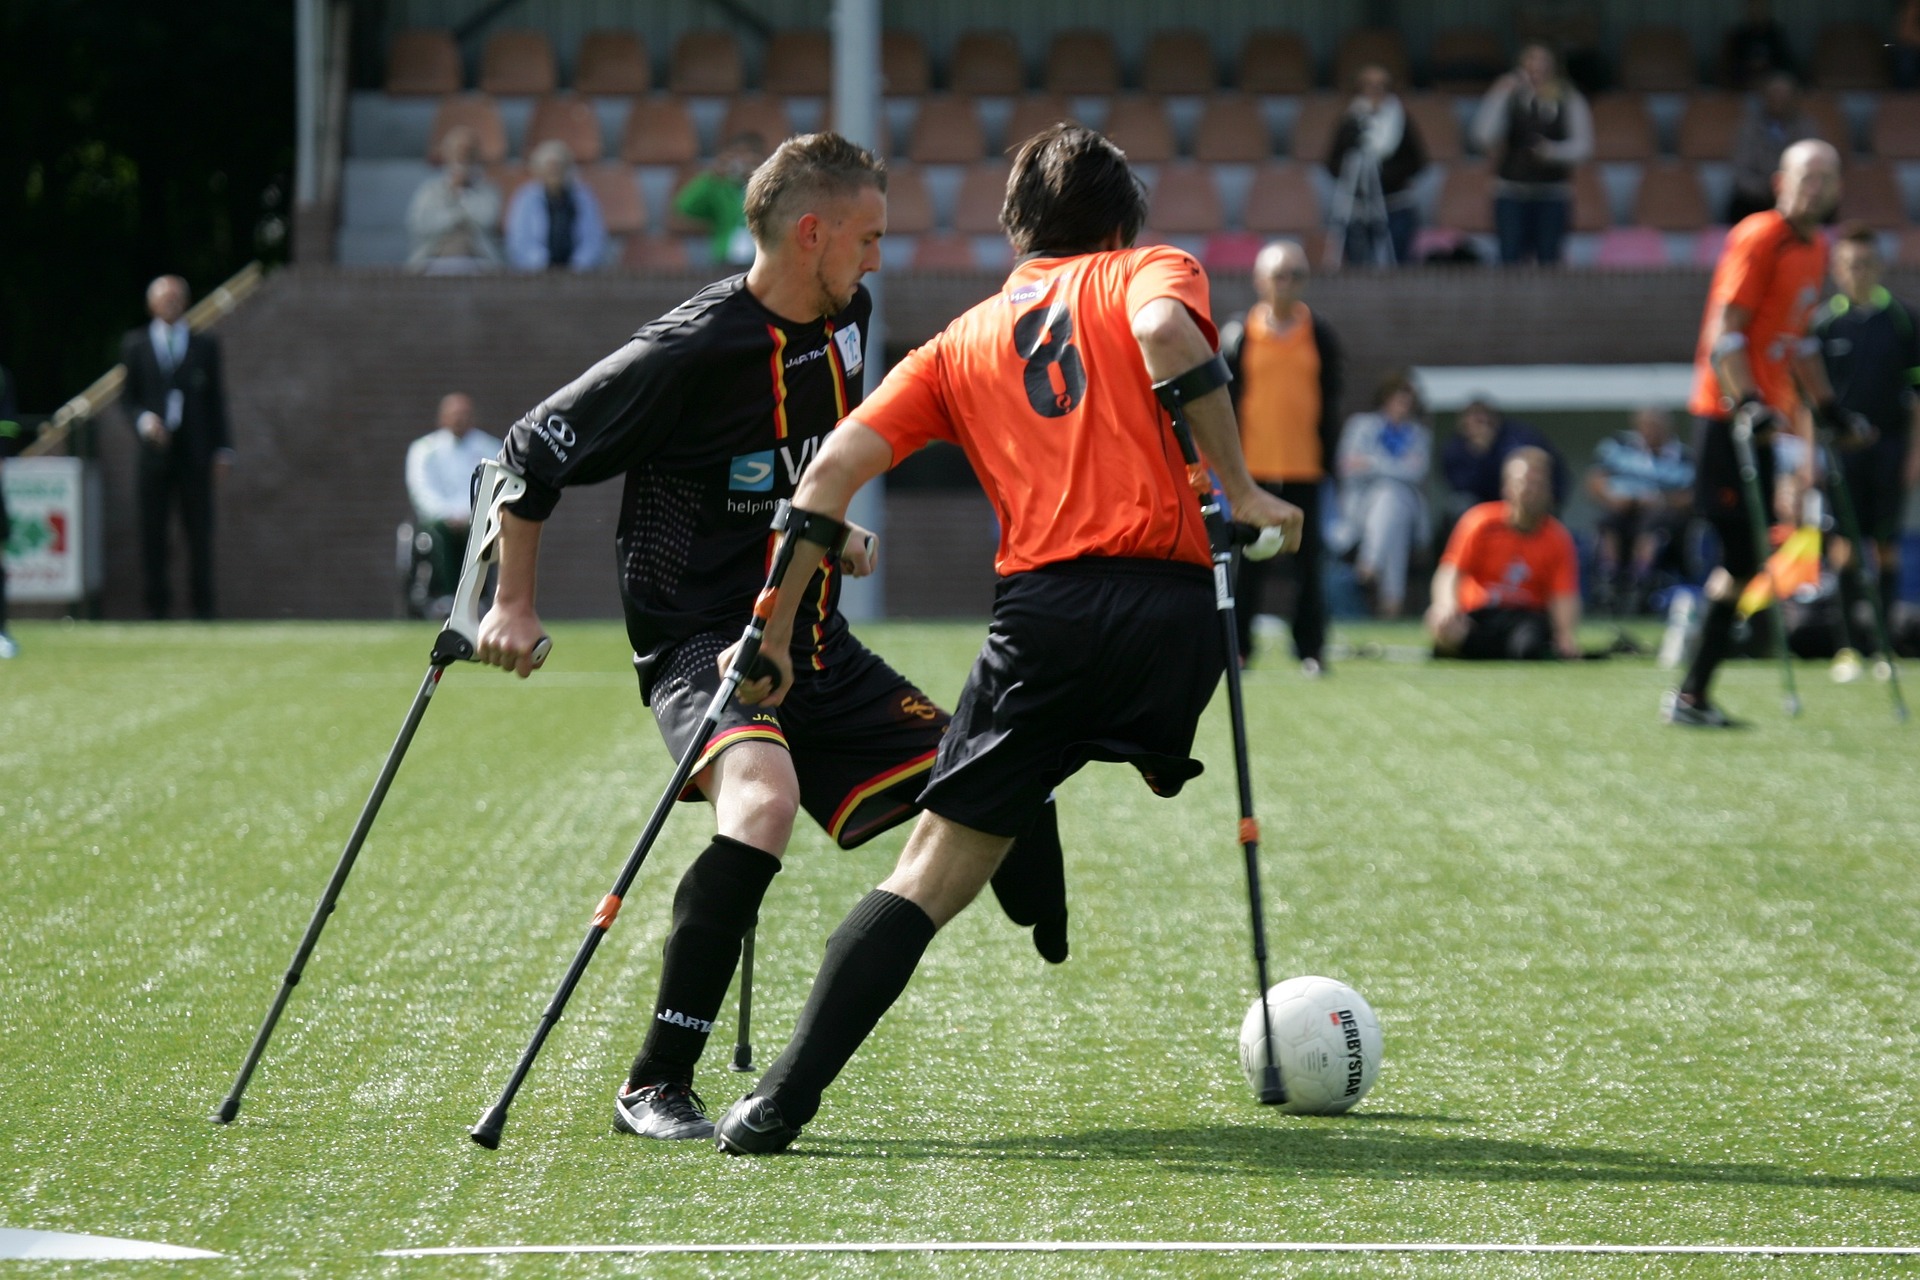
left=1325, top=64, right=1426, bottom=267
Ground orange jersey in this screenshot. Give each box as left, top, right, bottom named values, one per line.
left=1441, top=501, right=1578, bottom=612
left=1238, top=302, right=1324, bottom=482
left=854, top=245, right=1216, bottom=575
left=1688, top=211, right=1827, bottom=419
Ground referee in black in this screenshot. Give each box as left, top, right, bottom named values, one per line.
left=474, top=133, right=1065, bottom=1142
left=1814, top=224, right=1920, bottom=666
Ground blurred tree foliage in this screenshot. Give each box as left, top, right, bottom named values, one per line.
left=0, top=0, right=293, bottom=411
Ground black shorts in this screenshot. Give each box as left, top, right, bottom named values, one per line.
left=917, top=558, right=1225, bottom=838
left=1692, top=414, right=1774, bottom=578
left=641, top=630, right=948, bottom=849
left=1444, top=607, right=1554, bottom=660
left=1838, top=437, right=1908, bottom=545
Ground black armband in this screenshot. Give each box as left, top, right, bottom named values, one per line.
left=772, top=499, right=851, bottom=557
left=1151, top=353, right=1233, bottom=411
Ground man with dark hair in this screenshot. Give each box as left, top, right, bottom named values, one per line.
left=1427, top=447, right=1581, bottom=660
left=1665, top=138, right=1847, bottom=726
left=475, top=132, right=1067, bottom=1143
left=709, top=123, right=1300, bottom=1154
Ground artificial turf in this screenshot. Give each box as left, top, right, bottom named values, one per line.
left=2, top=618, right=1917, bottom=1278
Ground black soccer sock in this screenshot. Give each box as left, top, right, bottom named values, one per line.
left=1879, top=567, right=1901, bottom=644
left=627, top=836, right=780, bottom=1091
left=1838, top=564, right=1871, bottom=654
left=754, top=889, right=936, bottom=1129
left=1680, top=596, right=1738, bottom=701
left=990, top=795, right=1069, bottom=963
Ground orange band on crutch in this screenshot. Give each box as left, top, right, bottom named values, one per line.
left=1238, top=818, right=1259, bottom=846
left=592, top=894, right=622, bottom=929
left=1187, top=463, right=1212, bottom=496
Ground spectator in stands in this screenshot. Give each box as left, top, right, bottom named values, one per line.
left=1896, top=0, right=1920, bottom=89
left=1471, top=43, right=1592, bottom=266
left=1587, top=406, right=1695, bottom=614
left=505, top=140, right=608, bottom=272
left=1325, top=64, right=1426, bottom=267
left=1726, top=73, right=1822, bottom=225
left=407, top=125, right=503, bottom=273
left=404, top=392, right=501, bottom=615
left=1427, top=446, right=1581, bottom=659
left=1332, top=371, right=1431, bottom=618
left=0, top=360, right=19, bottom=658
left=1722, top=0, right=1796, bottom=90
left=674, top=132, right=766, bottom=267
left=1221, top=239, right=1344, bottom=673
left=1439, top=394, right=1569, bottom=526
left=122, top=275, right=232, bottom=620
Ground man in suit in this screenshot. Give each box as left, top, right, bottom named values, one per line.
left=122, top=275, right=232, bottom=619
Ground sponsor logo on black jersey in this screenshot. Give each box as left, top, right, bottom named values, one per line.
left=534, top=413, right=575, bottom=462
left=833, top=322, right=864, bottom=374
left=728, top=439, right=821, bottom=492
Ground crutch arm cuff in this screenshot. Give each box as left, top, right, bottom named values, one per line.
left=772, top=499, right=852, bottom=557
left=1152, top=353, right=1233, bottom=410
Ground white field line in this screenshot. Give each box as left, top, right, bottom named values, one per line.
left=380, top=1241, right=1920, bottom=1259
left=0, top=1229, right=220, bottom=1261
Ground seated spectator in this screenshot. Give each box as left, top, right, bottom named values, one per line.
left=1726, top=73, right=1821, bottom=225
left=1723, top=0, right=1795, bottom=89
left=1588, top=406, right=1695, bottom=614
left=505, top=140, right=608, bottom=272
left=1332, top=371, right=1432, bottom=618
left=1326, top=64, right=1426, bottom=266
left=404, top=392, right=501, bottom=615
left=1427, top=447, right=1581, bottom=659
left=1471, top=43, right=1592, bottom=265
left=1439, top=394, right=1569, bottom=528
left=407, top=125, right=503, bottom=273
left=674, top=132, right=765, bottom=267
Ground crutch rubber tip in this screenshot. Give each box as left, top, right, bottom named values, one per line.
left=211, top=1098, right=240, bottom=1124
left=1257, top=1066, right=1287, bottom=1107
left=470, top=1107, right=507, bottom=1149
left=729, top=1043, right=754, bottom=1072
left=1785, top=696, right=1802, bottom=717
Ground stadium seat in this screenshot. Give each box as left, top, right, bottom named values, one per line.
left=1812, top=22, right=1891, bottom=90
left=1288, top=95, right=1344, bottom=166
left=1242, top=162, right=1322, bottom=234
left=1104, top=96, right=1177, bottom=164
left=1589, top=94, right=1659, bottom=162
left=764, top=30, right=832, bottom=96
left=1693, top=226, right=1730, bottom=265
left=1147, top=162, right=1223, bottom=233
left=1144, top=30, right=1218, bottom=95
left=1675, top=93, right=1742, bottom=160
left=1333, top=28, right=1410, bottom=94
left=618, top=98, right=699, bottom=166
left=1003, top=95, right=1078, bottom=154
left=622, top=233, right=690, bottom=270
left=1045, top=30, right=1122, bottom=95
left=719, top=95, right=794, bottom=149
left=1619, top=26, right=1698, bottom=93
left=1239, top=30, right=1314, bottom=94
left=883, top=31, right=932, bottom=95
left=670, top=30, right=744, bottom=95
left=953, top=160, right=1012, bottom=233
left=911, top=233, right=981, bottom=270
left=950, top=31, right=1025, bottom=95
left=1203, top=231, right=1268, bottom=270
left=1434, top=160, right=1495, bottom=233
left=525, top=94, right=604, bottom=163
left=1404, top=93, right=1462, bottom=163
left=1594, top=226, right=1670, bottom=267
left=479, top=30, right=556, bottom=96
left=583, top=162, right=646, bottom=234
left=1194, top=95, right=1272, bottom=163
left=1871, top=96, right=1920, bottom=160
left=1428, top=26, right=1506, bottom=93
left=386, top=29, right=462, bottom=96
left=1838, top=161, right=1907, bottom=227
left=907, top=96, right=987, bottom=163
left=1571, top=164, right=1611, bottom=231
left=1633, top=161, right=1709, bottom=229
left=883, top=163, right=936, bottom=234
left=574, top=31, right=651, bottom=96
left=1803, top=92, right=1853, bottom=153
left=428, top=95, right=508, bottom=164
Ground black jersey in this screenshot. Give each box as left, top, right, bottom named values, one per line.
left=501, top=275, right=871, bottom=667
left=1815, top=287, right=1920, bottom=439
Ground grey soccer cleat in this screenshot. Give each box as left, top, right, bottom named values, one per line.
left=1660, top=688, right=1743, bottom=729
left=714, top=1094, right=798, bottom=1155
left=612, top=1081, right=714, bottom=1140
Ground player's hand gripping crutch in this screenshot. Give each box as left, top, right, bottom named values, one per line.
left=213, top=460, right=550, bottom=1124
left=1729, top=402, right=1803, bottom=717
left=1153, top=354, right=1292, bottom=1106
left=469, top=501, right=811, bottom=1148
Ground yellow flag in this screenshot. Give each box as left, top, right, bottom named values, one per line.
left=1737, top=525, right=1822, bottom=618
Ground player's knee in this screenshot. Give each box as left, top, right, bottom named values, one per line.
left=722, top=776, right=799, bottom=850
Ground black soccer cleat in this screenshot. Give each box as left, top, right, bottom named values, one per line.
left=1660, top=688, right=1744, bottom=729
left=714, top=1094, right=798, bottom=1155
left=613, top=1081, right=714, bottom=1141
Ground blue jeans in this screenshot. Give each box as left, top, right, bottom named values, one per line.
left=1494, top=194, right=1569, bottom=265
left=1344, top=207, right=1419, bottom=266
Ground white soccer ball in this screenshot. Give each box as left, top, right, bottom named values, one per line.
left=1238, top=975, right=1382, bottom=1114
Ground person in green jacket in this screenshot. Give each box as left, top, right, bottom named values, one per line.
left=675, top=133, right=767, bottom=266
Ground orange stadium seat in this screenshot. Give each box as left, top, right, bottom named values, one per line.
left=912, top=233, right=980, bottom=270
left=1435, top=160, right=1495, bottom=233
left=1405, top=93, right=1462, bottom=163
left=1242, top=163, right=1322, bottom=234
left=1046, top=30, right=1121, bottom=95
left=1589, top=94, right=1658, bottom=162
left=1619, top=26, right=1698, bottom=92
left=1334, top=28, right=1410, bottom=94
left=1676, top=93, right=1742, bottom=161
left=429, top=95, right=508, bottom=164
left=622, top=234, right=689, bottom=270
left=1194, top=95, right=1272, bottom=163
left=574, top=31, right=650, bottom=96
left=1148, top=162, right=1224, bottom=232
left=1004, top=95, right=1079, bottom=152
left=619, top=98, right=699, bottom=166
left=670, top=31, right=743, bottom=95
left=1633, top=161, right=1709, bottom=229
left=1428, top=27, right=1506, bottom=93
left=583, top=162, right=646, bottom=234
left=883, top=31, right=932, bottom=95
left=950, top=31, right=1025, bottom=95
left=525, top=94, right=603, bottom=163
left=907, top=96, right=987, bottom=163
left=479, top=30, right=556, bottom=96
left=883, top=163, right=935, bottom=234
left=1144, top=30, right=1218, bottom=95
left=1288, top=95, right=1344, bottom=166
left=1804, top=92, right=1853, bottom=153
left=1203, top=231, right=1268, bottom=270
left=1812, top=23, right=1891, bottom=90
left=1838, top=161, right=1908, bottom=227
left=386, top=29, right=462, bottom=96
left=1870, top=95, right=1920, bottom=160
left=1595, top=227, right=1670, bottom=267
left=764, top=30, right=832, bottom=96
left=1239, top=31, right=1314, bottom=94
left=1104, top=96, right=1177, bottom=164
left=1572, top=164, right=1611, bottom=231
left=719, top=95, right=794, bottom=148
left=953, top=161, right=1012, bottom=233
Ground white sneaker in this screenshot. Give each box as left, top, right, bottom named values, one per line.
left=0, top=633, right=17, bottom=659
left=1831, top=648, right=1864, bottom=684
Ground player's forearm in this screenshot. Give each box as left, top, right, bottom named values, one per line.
left=1430, top=565, right=1460, bottom=616
left=493, top=509, right=543, bottom=610
left=764, top=421, right=893, bottom=645
left=1549, top=593, right=1580, bottom=650
left=1132, top=299, right=1261, bottom=502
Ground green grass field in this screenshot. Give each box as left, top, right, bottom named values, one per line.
left=3, top=618, right=1918, bottom=1277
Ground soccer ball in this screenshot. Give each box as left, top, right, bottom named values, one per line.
left=1238, top=975, right=1382, bottom=1114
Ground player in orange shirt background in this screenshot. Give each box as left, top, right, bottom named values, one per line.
left=707, top=123, right=1301, bottom=1153
left=1426, top=447, right=1581, bottom=660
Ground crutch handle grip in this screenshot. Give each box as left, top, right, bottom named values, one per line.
left=1231, top=523, right=1286, bottom=561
